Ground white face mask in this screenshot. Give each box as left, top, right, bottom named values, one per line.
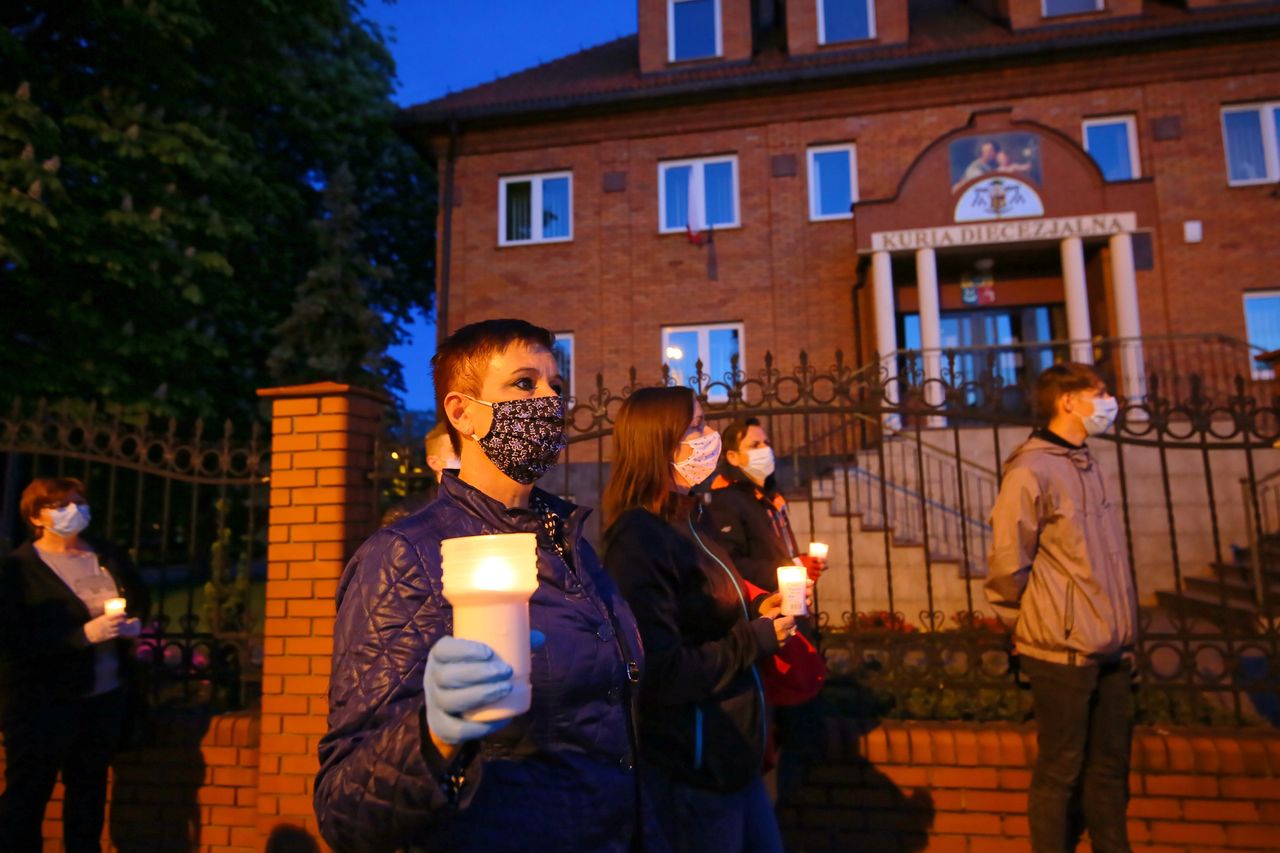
left=1082, top=395, right=1119, bottom=436
left=739, top=446, right=775, bottom=485
left=48, top=503, right=91, bottom=536
left=672, top=430, right=721, bottom=490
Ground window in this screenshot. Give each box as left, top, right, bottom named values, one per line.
left=662, top=323, right=743, bottom=402
left=807, top=144, right=859, bottom=220
left=1222, top=103, right=1280, bottom=186
left=1244, top=292, right=1280, bottom=378
left=669, top=0, right=720, bottom=62
left=818, top=0, right=875, bottom=45
left=1043, top=0, right=1102, bottom=16
left=659, top=156, right=739, bottom=233
left=551, top=333, right=575, bottom=401
left=1083, top=116, right=1140, bottom=182
left=498, top=172, right=572, bottom=246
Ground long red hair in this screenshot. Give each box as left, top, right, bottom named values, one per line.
left=602, top=386, right=694, bottom=531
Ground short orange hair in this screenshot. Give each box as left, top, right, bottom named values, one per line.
left=431, top=319, right=555, bottom=454
left=20, top=477, right=88, bottom=539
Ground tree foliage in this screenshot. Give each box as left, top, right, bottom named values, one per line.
left=0, top=0, right=434, bottom=420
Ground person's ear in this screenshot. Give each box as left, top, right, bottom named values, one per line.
left=725, top=448, right=742, bottom=468
left=443, top=392, right=475, bottom=441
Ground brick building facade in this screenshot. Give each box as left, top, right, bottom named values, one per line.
left=400, top=0, right=1280, bottom=401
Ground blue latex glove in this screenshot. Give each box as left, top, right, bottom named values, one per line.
left=423, top=631, right=545, bottom=745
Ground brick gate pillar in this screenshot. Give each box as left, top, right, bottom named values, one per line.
left=254, top=382, right=388, bottom=843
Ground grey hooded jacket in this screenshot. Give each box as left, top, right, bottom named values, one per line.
left=985, top=434, right=1138, bottom=665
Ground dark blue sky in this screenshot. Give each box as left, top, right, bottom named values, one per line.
left=368, top=1, right=638, bottom=411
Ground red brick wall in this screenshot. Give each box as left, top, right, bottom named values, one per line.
left=0, top=711, right=260, bottom=852
left=1005, top=0, right=1142, bottom=30
left=430, top=36, right=1280, bottom=393
left=254, top=382, right=387, bottom=844
left=781, top=720, right=1280, bottom=852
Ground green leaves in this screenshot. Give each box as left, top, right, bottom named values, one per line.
left=0, top=0, right=435, bottom=420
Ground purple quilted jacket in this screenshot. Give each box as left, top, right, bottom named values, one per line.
left=314, top=474, right=647, bottom=852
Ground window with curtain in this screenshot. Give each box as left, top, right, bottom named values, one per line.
left=1083, top=116, right=1140, bottom=182
left=819, top=0, right=875, bottom=45
left=807, top=144, right=859, bottom=220
left=499, top=172, right=573, bottom=245
left=659, top=156, right=739, bottom=232
left=1244, top=292, right=1280, bottom=378
left=1043, top=0, right=1102, bottom=16
left=662, top=323, right=743, bottom=402
left=670, top=0, right=720, bottom=61
left=1222, top=104, right=1280, bottom=186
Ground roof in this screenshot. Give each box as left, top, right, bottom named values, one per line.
left=397, top=0, right=1280, bottom=131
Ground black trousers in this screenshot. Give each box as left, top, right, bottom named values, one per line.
left=1022, top=655, right=1133, bottom=853
left=0, top=688, right=129, bottom=853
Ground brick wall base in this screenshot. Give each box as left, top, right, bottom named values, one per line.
left=780, top=719, right=1280, bottom=852
left=6, top=712, right=1280, bottom=851
left=0, top=709, right=264, bottom=852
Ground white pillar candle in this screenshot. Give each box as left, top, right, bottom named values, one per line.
left=807, top=542, right=829, bottom=560
left=104, top=597, right=127, bottom=617
left=440, top=533, right=540, bottom=722
left=777, top=565, right=808, bottom=617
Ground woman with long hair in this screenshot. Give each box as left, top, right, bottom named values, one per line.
left=603, top=386, right=792, bottom=853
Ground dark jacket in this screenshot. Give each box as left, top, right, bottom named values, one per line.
left=603, top=502, right=777, bottom=794
left=314, top=474, right=647, bottom=853
left=705, top=467, right=799, bottom=592
left=0, top=538, right=149, bottom=715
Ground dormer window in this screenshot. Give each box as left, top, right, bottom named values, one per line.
left=1043, top=0, right=1103, bottom=17
left=819, top=0, right=876, bottom=45
left=669, top=0, right=721, bottom=62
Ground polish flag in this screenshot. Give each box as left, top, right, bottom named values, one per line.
left=686, top=166, right=707, bottom=246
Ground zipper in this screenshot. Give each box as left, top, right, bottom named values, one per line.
left=1064, top=580, right=1076, bottom=640
left=687, top=513, right=770, bottom=759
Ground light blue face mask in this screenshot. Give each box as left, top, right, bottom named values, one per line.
left=48, top=503, right=91, bottom=536
left=1083, top=395, right=1119, bottom=436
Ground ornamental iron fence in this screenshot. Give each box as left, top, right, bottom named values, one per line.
left=0, top=399, right=268, bottom=710
left=372, top=349, right=1280, bottom=727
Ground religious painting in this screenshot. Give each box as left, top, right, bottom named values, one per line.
left=949, top=132, right=1043, bottom=193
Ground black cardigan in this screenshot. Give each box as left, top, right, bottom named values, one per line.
left=603, top=503, right=777, bottom=793
left=0, top=537, right=149, bottom=713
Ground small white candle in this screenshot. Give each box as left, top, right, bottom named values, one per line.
left=777, top=565, right=808, bottom=617
left=440, top=533, right=540, bottom=722
left=808, top=542, right=829, bottom=560
left=104, top=597, right=127, bottom=617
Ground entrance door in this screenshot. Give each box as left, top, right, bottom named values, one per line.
left=900, top=304, right=1064, bottom=393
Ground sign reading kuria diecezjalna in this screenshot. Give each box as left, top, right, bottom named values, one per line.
left=871, top=212, right=1139, bottom=252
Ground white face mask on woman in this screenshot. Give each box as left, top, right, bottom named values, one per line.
left=739, top=446, right=775, bottom=485
left=672, top=431, right=721, bottom=490
left=48, top=503, right=91, bottom=536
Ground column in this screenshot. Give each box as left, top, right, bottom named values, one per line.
left=1060, top=237, right=1093, bottom=364
left=254, top=381, right=389, bottom=843
left=872, top=250, right=900, bottom=425
left=916, top=248, right=945, bottom=422
left=1110, top=231, right=1146, bottom=401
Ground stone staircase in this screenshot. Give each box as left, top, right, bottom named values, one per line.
left=1155, top=537, right=1280, bottom=633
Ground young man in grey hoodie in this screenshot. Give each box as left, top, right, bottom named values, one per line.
left=986, top=362, right=1137, bottom=853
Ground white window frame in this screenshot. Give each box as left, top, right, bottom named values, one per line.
left=497, top=171, right=573, bottom=247
left=551, top=332, right=576, bottom=402
left=1041, top=0, right=1103, bottom=17
left=657, top=155, right=740, bottom=234
left=806, top=143, right=860, bottom=221
left=668, top=0, right=723, bottom=63
left=662, top=322, right=745, bottom=403
left=1243, top=291, right=1280, bottom=379
left=1221, top=102, right=1280, bottom=187
left=817, top=0, right=877, bottom=46
left=1082, top=115, right=1141, bottom=181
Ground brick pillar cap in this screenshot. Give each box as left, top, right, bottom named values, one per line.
left=257, top=381, right=393, bottom=404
